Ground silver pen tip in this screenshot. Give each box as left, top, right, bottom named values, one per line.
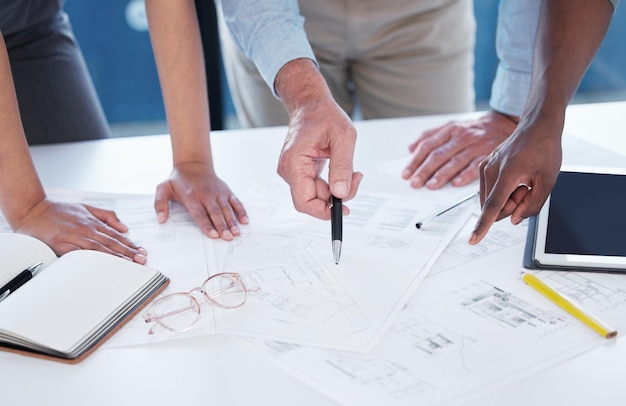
left=332, top=240, right=342, bottom=264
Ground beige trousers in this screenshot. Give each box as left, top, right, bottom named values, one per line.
left=219, top=0, right=476, bottom=128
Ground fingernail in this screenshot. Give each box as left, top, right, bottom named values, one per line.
left=410, top=177, right=423, bottom=188
left=230, top=226, right=240, bottom=236
left=208, top=229, right=220, bottom=238
left=240, top=215, right=249, bottom=224
left=401, top=169, right=411, bottom=179
left=333, top=181, right=348, bottom=196
left=426, top=178, right=438, bottom=188
left=157, top=211, right=166, bottom=223
left=137, top=247, right=148, bottom=256
left=222, top=230, right=234, bottom=240
left=133, top=253, right=147, bottom=264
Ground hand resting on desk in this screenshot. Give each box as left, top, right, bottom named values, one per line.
left=0, top=33, right=146, bottom=265
left=13, top=199, right=148, bottom=264
left=402, top=110, right=518, bottom=189
left=154, top=162, right=249, bottom=241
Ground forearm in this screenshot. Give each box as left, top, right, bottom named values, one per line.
left=275, top=58, right=335, bottom=117
left=0, top=34, right=46, bottom=227
left=522, top=0, right=613, bottom=127
left=144, top=0, right=214, bottom=167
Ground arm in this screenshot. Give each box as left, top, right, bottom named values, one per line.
left=219, top=0, right=362, bottom=219
left=144, top=0, right=247, bottom=241
left=469, top=0, right=615, bottom=244
left=402, top=0, right=541, bottom=189
left=0, top=34, right=146, bottom=263
left=275, top=58, right=363, bottom=219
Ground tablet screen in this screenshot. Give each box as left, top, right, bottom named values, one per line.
left=533, top=167, right=626, bottom=270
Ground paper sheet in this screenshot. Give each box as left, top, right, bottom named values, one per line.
left=4, top=183, right=470, bottom=351
left=240, top=134, right=626, bottom=405
left=248, top=215, right=626, bottom=406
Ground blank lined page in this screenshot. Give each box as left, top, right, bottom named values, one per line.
left=0, top=250, right=159, bottom=353
left=0, top=233, right=57, bottom=286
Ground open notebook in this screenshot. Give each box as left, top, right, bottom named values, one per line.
left=0, top=233, right=169, bottom=363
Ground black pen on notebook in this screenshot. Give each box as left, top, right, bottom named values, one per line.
left=415, top=191, right=479, bottom=229
left=331, top=195, right=343, bottom=264
left=0, top=262, right=44, bottom=302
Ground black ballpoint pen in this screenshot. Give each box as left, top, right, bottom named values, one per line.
left=0, top=262, right=44, bottom=302
left=331, top=195, right=343, bottom=264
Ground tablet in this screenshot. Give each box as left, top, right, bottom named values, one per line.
left=530, top=166, right=626, bottom=272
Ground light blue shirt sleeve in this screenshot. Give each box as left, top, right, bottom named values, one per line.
left=489, top=0, right=541, bottom=117
left=490, top=0, right=617, bottom=116
left=216, top=0, right=317, bottom=97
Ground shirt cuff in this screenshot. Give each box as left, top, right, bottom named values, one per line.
left=489, top=64, right=531, bottom=117
left=248, top=23, right=317, bottom=98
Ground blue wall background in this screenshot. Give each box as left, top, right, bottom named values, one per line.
left=64, top=1, right=626, bottom=126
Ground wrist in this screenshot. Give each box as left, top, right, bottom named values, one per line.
left=490, top=110, right=519, bottom=125
left=275, top=58, right=333, bottom=115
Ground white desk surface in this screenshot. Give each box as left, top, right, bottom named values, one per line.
left=3, top=102, right=626, bottom=405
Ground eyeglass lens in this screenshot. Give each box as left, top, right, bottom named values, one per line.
left=203, top=273, right=247, bottom=308
left=149, top=293, right=202, bottom=331
left=147, top=273, right=248, bottom=332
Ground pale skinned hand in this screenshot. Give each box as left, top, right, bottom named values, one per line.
left=277, top=98, right=363, bottom=220
left=154, top=162, right=248, bottom=241
left=469, top=119, right=563, bottom=245
left=13, top=199, right=148, bottom=264
left=402, top=110, right=518, bottom=189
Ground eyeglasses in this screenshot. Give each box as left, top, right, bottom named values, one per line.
left=143, top=272, right=258, bottom=334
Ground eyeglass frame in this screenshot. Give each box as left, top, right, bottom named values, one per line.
left=143, top=272, right=258, bottom=334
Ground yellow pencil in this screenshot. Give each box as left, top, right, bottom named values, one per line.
left=522, top=273, right=618, bottom=339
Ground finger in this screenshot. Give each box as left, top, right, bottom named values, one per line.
left=478, top=158, right=488, bottom=206
left=290, top=175, right=332, bottom=221
left=496, top=185, right=531, bottom=222
left=342, top=171, right=364, bottom=202
left=184, top=200, right=221, bottom=239
left=402, top=125, right=454, bottom=181
left=451, top=156, right=484, bottom=187
left=83, top=205, right=147, bottom=257
left=510, top=182, right=552, bottom=225
left=407, top=138, right=419, bottom=153
left=407, top=124, right=447, bottom=153
left=295, top=192, right=331, bottom=220
left=208, top=195, right=240, bottom=239
left=469, top=177, right=519, bottom=245
left=408, top=127, right=472, bottom=188
left=336, top=172, right=363, bottom=217
left=288, top=164, right=328, bottom=218
left=469, top=203, right=501, bottom=245
left=62, top=225, right=147, bottom=264
left=229, top=194, right=249, bottom=225
left=424, top=150, right=480, bottom=189
left=328, top=132, right=357, bottom=199
left=85, top=205, right=129, bottom=233
left=154, top=182, right=173, bottom=224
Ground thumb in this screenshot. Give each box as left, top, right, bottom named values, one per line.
left=154, top=182, right=173, bottom=223
left=328, top=134, right=356, bottom=199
